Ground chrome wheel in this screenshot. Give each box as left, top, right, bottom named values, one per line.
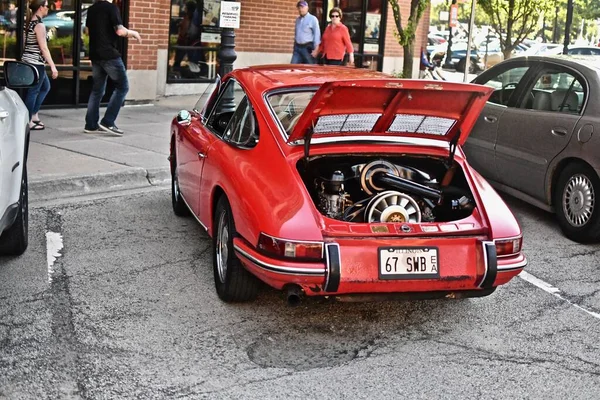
left=216, top=211, right=229, bottom=283
left=563, top=174, right=595, bottom=227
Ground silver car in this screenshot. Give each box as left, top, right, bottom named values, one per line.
left=464, top=55, right=600, bottom=243
left=0, top=62, right=39, bottom=256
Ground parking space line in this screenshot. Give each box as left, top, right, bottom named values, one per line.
left=519, top=271, right=600, bottom=320
left=46, top=232, right=63, bottom=283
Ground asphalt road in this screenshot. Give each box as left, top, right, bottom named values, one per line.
left=1, top=188, right=599, bottom=399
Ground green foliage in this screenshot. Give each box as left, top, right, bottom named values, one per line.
left=388, top=0, right=431, bottom=78
left=389, top=0, right=430, bottom=47
left=479, top=0, right=553, bottom=56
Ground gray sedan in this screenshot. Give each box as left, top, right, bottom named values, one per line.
left=464, top=55, right=600, bottom=243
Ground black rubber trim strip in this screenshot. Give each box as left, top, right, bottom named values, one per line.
left=480, top=242, right=498, bottom=288
left=324, top=243, right=341, bottom=292
left=11, top=161, right=19, bottom=172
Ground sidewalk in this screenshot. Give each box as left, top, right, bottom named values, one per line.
left=28, top=95, right=198, bottom=202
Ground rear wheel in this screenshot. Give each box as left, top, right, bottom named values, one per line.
left=0, top=166, right=29, bottom=256
left=554, top=162, right=600, bottom=243
left=213, top=196, right=259, bottom=302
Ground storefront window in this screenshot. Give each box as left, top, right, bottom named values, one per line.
left=167, top=0, right=221, bottom=83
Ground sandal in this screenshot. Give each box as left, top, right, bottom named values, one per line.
left=30, top=121, right=45, bottom=130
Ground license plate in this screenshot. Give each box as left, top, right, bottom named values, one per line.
left=378, top=247, right=439, bottom=280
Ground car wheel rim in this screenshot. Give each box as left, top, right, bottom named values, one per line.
left=216, top=211, right=228, bottom=283
left=563, top=174, right=595, bottom=227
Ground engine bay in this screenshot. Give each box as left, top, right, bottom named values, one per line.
left=297, top=155, right=476, bottom=224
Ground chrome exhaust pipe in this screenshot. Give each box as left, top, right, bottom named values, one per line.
left=286, top=285, right=304, bottom=307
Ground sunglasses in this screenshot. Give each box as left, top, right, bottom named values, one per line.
left=330, top=14, right=340, bottom=18
left=41, top=4, right=48, bottom=7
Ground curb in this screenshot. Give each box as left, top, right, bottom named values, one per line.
left=29, top=167, right=171, bottom=202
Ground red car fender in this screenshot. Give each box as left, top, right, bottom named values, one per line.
left=465, top=161, right=523, bottom=240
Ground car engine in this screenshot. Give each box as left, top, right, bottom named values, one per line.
left=302, top=157, right=475, bottom=223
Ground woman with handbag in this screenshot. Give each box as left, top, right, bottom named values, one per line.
left=21, top=0, right=58, bottom=131
left=317, top=7, right=354, bottom=66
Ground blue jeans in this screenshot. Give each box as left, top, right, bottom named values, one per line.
left=85, top=57, right=129, bottom=130
left=291, top=43, right=316, bottom=64
left=24, top=64, right=50, bottom=121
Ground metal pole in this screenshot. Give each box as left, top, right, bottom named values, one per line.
left=463, top=0, right=476, bottom=82
left=563, top=0, right=573, bottom=54
left=219, top=28, right=237, bottom=77
left=443, top=0, right=457, bottom=68
left=219, top=27, right=237, bottom=112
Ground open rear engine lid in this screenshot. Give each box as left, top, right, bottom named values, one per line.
left=286, top=79, right=493, bottom=148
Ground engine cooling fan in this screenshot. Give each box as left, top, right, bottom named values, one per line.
left=365, top=191, right=422, bottom=223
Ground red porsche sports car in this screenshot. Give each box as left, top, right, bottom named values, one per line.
left=169, top=65, right=527, bottom=305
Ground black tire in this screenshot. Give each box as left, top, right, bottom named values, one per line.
left=456, top=58, right=478, bottom=74
left=171, top=158, right=190, bottom=217
left=553, top=162, right=600, bottom=243
left=213, top=196, right=259, bottom=302
left=0, top=166, right=28, bottom=256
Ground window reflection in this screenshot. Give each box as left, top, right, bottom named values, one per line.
left=168, top=0, right=220, bottom=83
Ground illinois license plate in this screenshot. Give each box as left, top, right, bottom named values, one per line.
left=378, top=247, right=439, bottom=280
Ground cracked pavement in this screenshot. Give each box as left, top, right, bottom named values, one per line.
left=0, top=189, right=599, bottom=399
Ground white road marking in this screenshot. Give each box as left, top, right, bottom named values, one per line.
left=519, top=271, right=600, bottom=320
left=46, top=232, right=64, bottom=283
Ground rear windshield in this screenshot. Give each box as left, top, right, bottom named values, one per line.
left=267, top=91, right=316, bottom=136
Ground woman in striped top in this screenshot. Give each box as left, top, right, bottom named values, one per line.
left=22, top=0, right=58, bottom=130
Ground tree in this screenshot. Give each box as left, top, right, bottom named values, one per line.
left=479, top=0, right=553, bottom=58
left=388, top=0, right=431, bottom=78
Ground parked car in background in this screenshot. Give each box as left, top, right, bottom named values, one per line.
left=0, top=61, right=39, bottom=256
left=478, top=40, right=528, bottom=69
left=169, top=65, right=527, bottom=304
left=520, top=42, right=562, bottom=56
left=542, top=45, right=600, bottom=56
left=446, top=42, right=484, bottom=73
left=464, top=55, right=600, bottom=242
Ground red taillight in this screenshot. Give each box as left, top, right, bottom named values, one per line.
left=495, top=236, right=522, bottom=257
left=257, top=233, right=323, bottom=261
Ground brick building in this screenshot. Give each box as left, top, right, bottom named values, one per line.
left=0, top=0, right=430, bottom=106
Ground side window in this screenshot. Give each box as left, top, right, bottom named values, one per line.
left=526, top=69, right=584, bottom=114
left=193, top=75, right=221, bottom=119
left=480, top=66, right=530, bottom=106
left=206, top=80, right=247, bottom=136
left=222, top=97, right=259, bottom=148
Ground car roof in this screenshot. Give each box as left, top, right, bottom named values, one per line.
left=504, top=54, right=600, bottom=71
left=230, top=65, right=389, bottom=92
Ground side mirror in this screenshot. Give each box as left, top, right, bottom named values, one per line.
left=176, top=109, right=191, bottom=126
left=3, top=61, right=39, bottom=89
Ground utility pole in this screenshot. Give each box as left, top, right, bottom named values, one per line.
left=563, top=0, right=573, bottom=54
left=463, top=0, right=476, bottom=82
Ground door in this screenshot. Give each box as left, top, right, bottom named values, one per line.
left=494, top=65, right=585, bottom=200
left=176, top=78, right=220, bottom=214
left=464, top=63, right=533, bottom=181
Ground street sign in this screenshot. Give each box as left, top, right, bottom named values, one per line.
left=449, top=4, right=458, bottom=27
left=220, top=1, right=241, bottom=29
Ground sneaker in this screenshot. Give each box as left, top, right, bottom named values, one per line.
left=84, top=127, right=99, bottom=133
left=99, top=123, right=124, bottom=136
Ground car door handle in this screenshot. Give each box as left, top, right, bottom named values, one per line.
left=198, top=152, right=207, bottom=159
left=0, top=110, right=9, bottom=119
left=484, top=116, right=497, bottom=123
left=551, top=128, right=568, bottom=136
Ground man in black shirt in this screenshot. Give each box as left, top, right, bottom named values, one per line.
left=84, top=0, right=141, bottom=136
